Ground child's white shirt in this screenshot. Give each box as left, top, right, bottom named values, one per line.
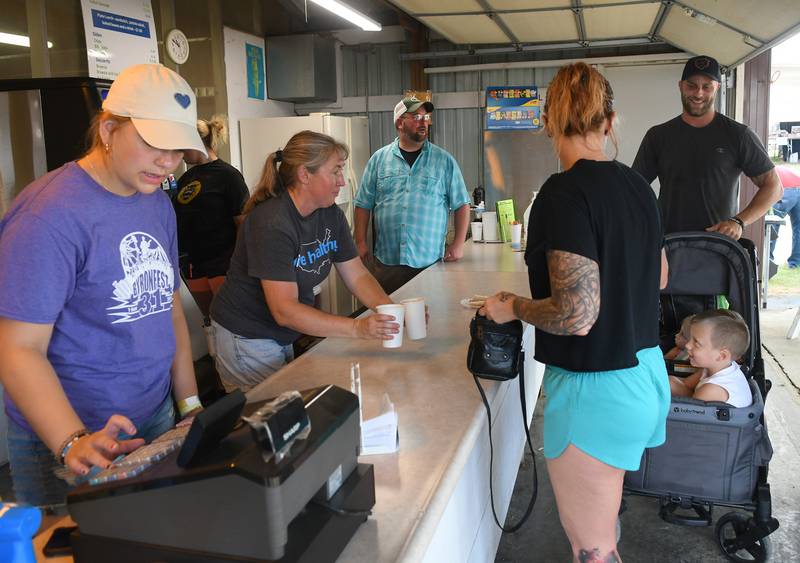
left=696, top=362, right=752, bottom=408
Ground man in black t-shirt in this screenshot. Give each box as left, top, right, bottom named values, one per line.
left=633, top=55, right=782, bottom=237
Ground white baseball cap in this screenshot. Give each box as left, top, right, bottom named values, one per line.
left=102, top=64, right=207, bottom=157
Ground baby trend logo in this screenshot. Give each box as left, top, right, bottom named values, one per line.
left=293, top=229, right=338, bottom=275
left=107, top=232, right=174, bottom=323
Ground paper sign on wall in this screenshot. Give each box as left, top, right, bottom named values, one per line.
left=246, top=43, right=265, bottom=100
left=80, top=0, right=159, bottom=80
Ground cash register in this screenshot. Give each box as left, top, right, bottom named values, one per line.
left=66, top=384, right=374, bottom=562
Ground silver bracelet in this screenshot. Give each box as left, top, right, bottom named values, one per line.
left=729, top=216, right=745, bottom=230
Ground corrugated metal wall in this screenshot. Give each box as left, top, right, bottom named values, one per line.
left=340, top=43, right=565, bottom=192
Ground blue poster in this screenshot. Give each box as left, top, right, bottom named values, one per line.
left=485, top=86, right=540, bottom=130
left=246, top=43, right=265, bottom=100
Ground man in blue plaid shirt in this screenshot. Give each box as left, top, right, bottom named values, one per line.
left=354, top=96, right=471, bottom=294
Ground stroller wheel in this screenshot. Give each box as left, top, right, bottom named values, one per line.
left=716, top=512, right=773, bottom=562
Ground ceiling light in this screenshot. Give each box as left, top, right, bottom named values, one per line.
left=309, top=0, right=381, bottom=32
left=0, top=32, right=53, bottom=48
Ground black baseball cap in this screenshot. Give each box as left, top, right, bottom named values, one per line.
left=681, top=55, right=721, bottom=82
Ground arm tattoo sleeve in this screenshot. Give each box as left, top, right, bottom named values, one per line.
left=512, top=249, right=600, bottom=335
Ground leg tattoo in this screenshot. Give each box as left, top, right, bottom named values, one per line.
left=578, top=548, right=621, bottom=562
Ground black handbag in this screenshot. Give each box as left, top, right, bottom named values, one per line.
left=467, top=311, right=524, bottom=380
left=466, top=310, right=538, bottom=533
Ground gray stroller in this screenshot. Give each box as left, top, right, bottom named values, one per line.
left=624, top=232, right=779, bottom=562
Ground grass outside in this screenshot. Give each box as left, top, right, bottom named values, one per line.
left=769, top=264, right=800, bottom=294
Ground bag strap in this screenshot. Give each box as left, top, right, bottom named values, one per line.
left=472, top=352, right=538, bottom=533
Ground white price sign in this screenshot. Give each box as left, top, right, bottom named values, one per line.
left=80, top=0, right=159, bottom=80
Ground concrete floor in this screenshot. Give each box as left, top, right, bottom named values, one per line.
left=496, top=298, right=800, bottom=562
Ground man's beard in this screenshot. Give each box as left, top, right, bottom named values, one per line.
left=403, top=124, right=428, bottom=143
left=681, top=92, right=715, bottom=117
left=408, top=130, right=426, bottom=142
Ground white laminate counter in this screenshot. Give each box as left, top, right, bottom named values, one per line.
left=247, top=241, right=543, bottom=562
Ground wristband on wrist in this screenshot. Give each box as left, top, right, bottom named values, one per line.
left=178, top=395, right=202, bottom=417
left=57, top=428, right=90, bottom=466
left=730, top=216, right=745, bottom=230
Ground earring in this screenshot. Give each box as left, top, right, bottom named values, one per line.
left=104, top=143, right=110, bottom=154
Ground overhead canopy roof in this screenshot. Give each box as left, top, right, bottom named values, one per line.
left=386, top=0, right=800, bottom=69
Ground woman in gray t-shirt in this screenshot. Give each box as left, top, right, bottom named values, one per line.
left=210, top=131, right=399, bottom=392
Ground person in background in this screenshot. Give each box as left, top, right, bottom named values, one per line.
left=173, top=114, right=249, bottom=318
left=633, top=55, right=782, bottom=238
left=770, top=165, right=800, bottom=269
left=664, top=314, right=694, bottom=361
left=669, top=309, right=751, bottom=408
left=482, top=62, right=670, bottom=562
left=354, top=95, right=471, bottom=295
left=0, top=64, right=205, bottom=506
left=210, top=131, right=398, bottom=393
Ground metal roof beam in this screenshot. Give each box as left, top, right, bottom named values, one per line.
left=573, top=1, right=588, bottom=47
left=476, top=0, right=519, bottom=44
left=408, top=0, right=661, bottom=18
left=399, top=37, right=671, bottom=61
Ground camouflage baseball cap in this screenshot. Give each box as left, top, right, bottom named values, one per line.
left=393, top=95, right=434, bottom=122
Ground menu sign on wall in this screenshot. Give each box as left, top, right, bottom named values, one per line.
left=80, top=0, right=159, bottom=80
left=485, top=86, right=540, bottom=130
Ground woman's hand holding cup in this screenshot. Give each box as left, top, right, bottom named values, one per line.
left=355, top=312, right=401, bottom=341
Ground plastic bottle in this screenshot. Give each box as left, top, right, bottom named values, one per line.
left=0, top=503, right=42, bottom=563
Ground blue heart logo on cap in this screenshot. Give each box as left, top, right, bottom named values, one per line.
left=174, top=93, right=191, bottom=109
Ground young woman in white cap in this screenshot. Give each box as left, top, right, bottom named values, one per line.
left=0, top=63, right=207, bottom=506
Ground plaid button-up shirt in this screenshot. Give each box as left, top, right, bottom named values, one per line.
left=354, top=139, right=470, bottom=268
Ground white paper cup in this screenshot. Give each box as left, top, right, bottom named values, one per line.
left=482, top=211, right=498, bottom=241
left=511, top=223, right=522, bottom=249
left=470, top=221, right=483, bottom=241
left=377, top=304, right=405, bottom=348
left=401, top=297, right=426, bottom=340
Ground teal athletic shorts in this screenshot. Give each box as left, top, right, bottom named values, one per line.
left=542, top=345, right=671, bottom=471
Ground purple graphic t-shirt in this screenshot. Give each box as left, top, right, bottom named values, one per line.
left=0, top=162, right=179, bottom=432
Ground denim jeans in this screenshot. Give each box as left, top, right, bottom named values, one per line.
left=7, top=393, right=175, bottom=507
left=211, top=320, right=294, bottom=393
left=771, top=187, right=800, bottom=267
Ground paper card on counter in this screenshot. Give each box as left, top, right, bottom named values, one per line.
left=360, top=393, right=399, bottom=456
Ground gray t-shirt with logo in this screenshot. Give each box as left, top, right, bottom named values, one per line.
left=211, top=191, right=357, bottom=344
left=633, top=113, right=774, bottom=234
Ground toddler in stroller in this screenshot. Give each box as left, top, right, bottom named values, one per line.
left=669, top=309, right=752, bottom=408
left=624, top=232, right=779, bottom=563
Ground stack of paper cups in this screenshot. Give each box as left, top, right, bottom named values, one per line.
left=511, top=223, right=523, bottom=249
left=482, top=211, right=499, bottom=241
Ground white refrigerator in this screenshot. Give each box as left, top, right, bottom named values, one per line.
left=238, top=114, right=370, bottom=316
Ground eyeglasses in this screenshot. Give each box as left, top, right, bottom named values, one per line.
left=405, top=113, right=432, bottom=122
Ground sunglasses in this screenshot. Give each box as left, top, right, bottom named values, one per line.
left=405, top=113, right=432, bottom=122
